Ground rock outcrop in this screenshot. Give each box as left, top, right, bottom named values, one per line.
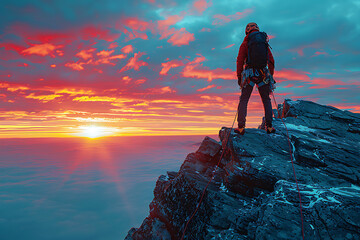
left=125, top=99, right=360, bottom=240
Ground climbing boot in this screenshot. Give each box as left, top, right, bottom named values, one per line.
left=266, top=126, right=276, bottom=134
left=234, top=127, right=245, bottom=135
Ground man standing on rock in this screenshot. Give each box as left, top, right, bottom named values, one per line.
left=235, top=22, right=276, bottom=135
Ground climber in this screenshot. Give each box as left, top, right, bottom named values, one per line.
left=235, top=22, right=276, bottom=135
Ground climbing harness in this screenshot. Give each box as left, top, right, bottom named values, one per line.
left=271, top=91, right=305, bottom=240
left=180, top=109, right=238, bottom=240
left=240, top=67, right=276, bottom=90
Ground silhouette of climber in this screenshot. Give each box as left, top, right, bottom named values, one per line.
left=235, top=22, right=275, bottom=135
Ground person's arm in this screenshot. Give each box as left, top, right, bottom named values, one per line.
left=237, top=39, right=248, bottom=78
left=268, top=47, right=275, bottom=75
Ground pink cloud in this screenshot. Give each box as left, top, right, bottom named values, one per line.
left=200, top=28, right=211, bottom=32
left=290, top=43, right=320, bottom=56
left=312, top=51, right=329, bottom=57
left=308, top=78, right=344, bottom=89
left=157, top=14, right=184, bottom=39
left=212, top=9, right=253, bottom=25
left=274, top=69, right=311, bottom=81
left=181, top=54, right=235, bottom=81
left=123, top=17, right=153, bottom=31
left=192, top=0, right=211, bottom=14
left=121, top=45, right=134, bottom=54
left=81, top=25, right=121, bottom=42
left=115, top=17, right=154, bottom=41
left=119, top=52, right=148, bottom=73
left=108, top=42, right=118, bottom=49
left=167, top=28, right=195, bottom=46
left=224, top=44, right=235, bottom=49
left=160, top=59, right=184, bottom=75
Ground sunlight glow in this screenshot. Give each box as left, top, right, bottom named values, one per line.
left=79, top=125, right=118, bottom=138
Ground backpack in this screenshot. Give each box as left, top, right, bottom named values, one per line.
left=247, top=31, right=269, bottom=69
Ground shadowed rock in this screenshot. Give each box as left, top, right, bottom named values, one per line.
left=125, top=100, right=360, bottom=240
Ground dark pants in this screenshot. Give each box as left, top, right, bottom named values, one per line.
left=238, top=83, right=273, bottom=128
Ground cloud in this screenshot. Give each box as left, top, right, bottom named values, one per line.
left=181, top=54, right=235, bottom=81
left=25, top=93, right=63, bottom=102
left=274, top=69, right=311, bottom=81
left=65, top=62, right=85, bottom=71
left=21, top=43, right=63, bottom=57
left=149, top=86, right=176, bottom=94
left=72, top=96, right=117, bottom=102
left=192, top=0, right=211, bottom=14
left=121, top=45, right=134, bottom=54
left=223, top=44, right=235, bottom=49
left=308, top=78, right=346, bottom=89
left=76, top=49, right=96, bottom=60
left=160, top=59, right=184, bottom=75
left=167, top=28, right=195, bottom=46
left=119, top=52, right=148, bottom=73
left=212, top=9, right=253, bottom=25
left=197, top=84, right=216, bottom=92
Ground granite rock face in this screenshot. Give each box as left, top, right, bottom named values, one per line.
left=125, top=100, right=360, bottom=240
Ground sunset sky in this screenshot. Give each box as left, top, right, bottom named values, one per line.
left=1, top=0, right=359, bottom=138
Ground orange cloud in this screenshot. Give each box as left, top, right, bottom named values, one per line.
left=160, top=59, right=184, bottom=75
left=76, top=49, right=96, bottom=60
left=201, top=95, right=224, bottom=102
left=197, top=84, right=217, bottom=92
left=135, top=79, right=146, bottom=85
left=93, top=54, right=126, bottom=65
left=149, top=86, right=176, bottom=94
left=119, top=52, right=148, bottom=72
left=21, top=43, right=63, bottom=57
left=65, top=62, right=85, bottom=71
left=0, top=82, right=29, bottom=92
left=212, top=9, right=253, bottom=25
left=97, top=50, right=114, bottom=58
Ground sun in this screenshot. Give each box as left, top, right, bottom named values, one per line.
left=78, top=125, right=117, bottom=138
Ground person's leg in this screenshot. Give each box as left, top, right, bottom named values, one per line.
left=258, top=84, right=273, bottom=128
left=237, top=84, right=254, bottom=128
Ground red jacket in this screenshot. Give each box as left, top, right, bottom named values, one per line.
left=236, top=30, right=275, bottom=77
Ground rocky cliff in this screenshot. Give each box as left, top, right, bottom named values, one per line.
left=125, top=99, right=360, bottom=240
